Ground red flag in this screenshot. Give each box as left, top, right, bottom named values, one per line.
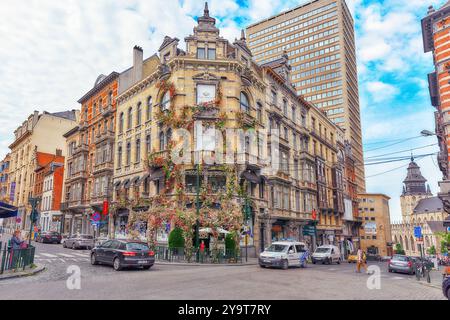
left=312, top=209, right=317, bottom=221
left=103, top=200, right=109, bottom=216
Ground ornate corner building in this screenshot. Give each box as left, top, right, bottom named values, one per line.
left=422, top=1, right=450, bottom=218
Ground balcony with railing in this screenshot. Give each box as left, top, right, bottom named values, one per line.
left=102, top=104, right=113, bottom=117
left=92, top=161, right=114, bottom=175
left=94, top=130, right=114, bottom=145
left=192, top=105, right=220, bottom=120
left=67, top=198, right=88, bottom=210
left=72, top=143, right=89, bottom=157
left=66, top=170, right=88, bottom=182
left=148, top=150, right=170, bottom=169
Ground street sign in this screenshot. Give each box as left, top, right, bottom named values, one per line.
left=16, top=217, right=21, bottom=223
left=103, top=200, right=109, bottom=216
left=92, top=212, right=101, bottom=222
left=447, top=226, right=450, bottom=233
left=414, top=226, right=422, bottom=238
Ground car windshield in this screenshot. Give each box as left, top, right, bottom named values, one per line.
left=393, top=255, right=408, bottom=262
left=50, top=232, right=59, bottom=235
left=81, top=235, right=93, bottom=239
left=126, top=243, right=149, bottom=251
left=315, top=248, right=330, bottom=253
left=266, top=244, right=288, bottom=252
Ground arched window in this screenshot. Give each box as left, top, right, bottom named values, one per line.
left=240, top=92, right=250, bottom=112
left=146, top=97, right=153, bottom=121
left=161, top=91, right=170, bottom=111
left=119, top=113, right=124, bottom=133
left=117, top=146, right=122, bottom=168
left=136, top=102, right=142, bottom=126
left=135, top=139, right=141, bottom=164
left=93, top=103, right=97, bottom=116
left=127, top=107, right=133, bottom=129
left=126, top=142, right=131, bottom=166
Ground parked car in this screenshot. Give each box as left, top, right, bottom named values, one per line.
left=63, top=234, right=94, bottom=250
left=90, top=239, right=155, bottom=271
left=380, top=256, right=392, bottom=262
left=36, top=231, right=62, bottom=244
left=388, top=255, right=415, bottom=275
left=259, top=241, right=308, bottom=269
left=312, top=245, right=341, bottom=265
left=443, top=276, right=450, bottom=300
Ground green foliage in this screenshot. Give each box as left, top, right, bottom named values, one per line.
left=394, top=243, right=405, bottom=255
left=427, top=245, right=436, bottom=255
left=225, top=232, right=236, bottom=253
left=168, top=227, right=185, bottom=249
left=436, top=232, right=450, bottom=254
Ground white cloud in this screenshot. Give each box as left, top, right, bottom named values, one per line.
left=365, top=81, right=399, bottom=102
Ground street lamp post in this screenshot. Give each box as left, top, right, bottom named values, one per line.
left=195, top=160, right=201, bottom=262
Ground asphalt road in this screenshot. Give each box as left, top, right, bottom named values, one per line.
left=0, top=240, right=445, bottom=300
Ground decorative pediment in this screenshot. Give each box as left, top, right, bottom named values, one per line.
left=241, top=67, right=253, bottom=86
left=192, top=72, right=220, bottom=82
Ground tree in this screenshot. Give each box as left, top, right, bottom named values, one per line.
left=436, top=232, right=450, bottom=254
left=225, top=232, right=236, bottom=254
left=168, top=227, right=185, bottom=249
left=427, top=245, right=436, bottom=255
left=394, top=243, right=405, bottom=255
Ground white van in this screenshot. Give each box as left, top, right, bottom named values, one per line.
left=259, top=241, right=308, bottom=269
left=312, top=245, right=341, bottom=265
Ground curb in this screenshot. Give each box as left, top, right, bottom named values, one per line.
left=0, top=264, right=46, bottom=281
left=156, top=261, right=258, bottom=267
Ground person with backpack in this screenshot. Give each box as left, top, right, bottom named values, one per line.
left=356, top=248, right=368, bottom=274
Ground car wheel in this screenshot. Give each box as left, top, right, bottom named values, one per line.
left=72, top=243, right=77, bottom=250
left=142, top=265, right=152, bottom=270
left=63, top=242, right=66, bottom=248
left=337, top=258, right=341, bottom=265
left=113, top=258, right=122, bottom=271
left=446, top=287, right=450, bottom=300
left=327, top=258, right=332, bottom=265
left=281, top=259, right=288, bottom=270
left=91, top=253, right=98, bottom=265
left=312, top=260, right=316, bottom=264
left=259, top=264, right=266, bottom=268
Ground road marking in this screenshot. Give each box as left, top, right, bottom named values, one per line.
left=71, top=252, right=90, bottom=257
left=58, top=253, right=76, bottom=258
left=59, top=258, right=66, bottom=263
left=34, top=255, right=41, bottom=258
left=391, top=276, right=405, bottom=280
left=41, top=253, right=58, bottom=258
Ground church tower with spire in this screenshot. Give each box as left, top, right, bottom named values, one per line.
left=400, top=156, right=433, bottom=222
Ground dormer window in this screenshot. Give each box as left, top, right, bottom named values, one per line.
left=208, top=48, right=216, bottom=60
left=197, top=48, right=206, bottom=59
left=161, top=91, right=171, bottom=111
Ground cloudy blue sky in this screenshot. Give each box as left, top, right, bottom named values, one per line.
left=0, top=0, right=446, bottom=220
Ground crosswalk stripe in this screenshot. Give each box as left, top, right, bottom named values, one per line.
left=71, top=252, right=90, bottom=257
left=41, top=253, right=58, bottom=258
left=58, top=253, right=76, bottom=258
left=34, top=255, right=41, bottom=258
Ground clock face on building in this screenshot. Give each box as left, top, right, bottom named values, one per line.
left=197, top=84, right=216, bottom=104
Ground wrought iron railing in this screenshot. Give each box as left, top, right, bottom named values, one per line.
left=153, top=246, right=241, bottom=264
left=0, top=241, right=36, bottom=274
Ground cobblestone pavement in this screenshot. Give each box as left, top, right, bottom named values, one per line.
left=0, top=241, right=446, bottom=300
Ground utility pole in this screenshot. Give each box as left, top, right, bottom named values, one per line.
left=28, top=197, right=41, bottom=246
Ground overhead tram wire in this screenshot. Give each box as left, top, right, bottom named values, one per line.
left=364, top=143, right=438, bottom=160
left=364, top=135, right=424, bottom=152
left=365, top=154, right=432, bottom=179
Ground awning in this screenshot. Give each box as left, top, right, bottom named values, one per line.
left=114, top=181, right=122, bottom=189
left=132, top=176, right=141, bottom=186
left=141, top=173, right=150, bottom=181
left=123, top=179, right=131, bottom=189
left=0, top=202, right=18, bottom=219
left=149, top=169, right=165, bottom=181
left=241, top=170, right=260, bottom=184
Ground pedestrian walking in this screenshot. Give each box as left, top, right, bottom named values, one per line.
left=356, top=248, right=369, bottom=274
left=9, top=230, right=25, bottom=271
left=300, top=248, right=310, bottom=268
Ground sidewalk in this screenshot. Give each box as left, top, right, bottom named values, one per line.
left=414, top=269, right=445, bottom=289
left=0, top=264, right=45, bottom=281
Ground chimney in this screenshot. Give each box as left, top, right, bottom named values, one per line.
left=56, top=149, right=62, bottom=156
left=133, top=45, right=143, bottom=83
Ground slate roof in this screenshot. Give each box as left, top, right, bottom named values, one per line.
left=413, top=197, right=443, bottom=214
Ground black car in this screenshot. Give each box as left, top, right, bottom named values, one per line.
left=443, top=276, right=450, bottom=300
left=37, top=231, right=62, bottom=244
left=90, top=239, right=155, bottom=271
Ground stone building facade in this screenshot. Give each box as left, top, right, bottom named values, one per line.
left=109, top=4, right=350, bottom=255
left=8, top=110, right=78, bottom=232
